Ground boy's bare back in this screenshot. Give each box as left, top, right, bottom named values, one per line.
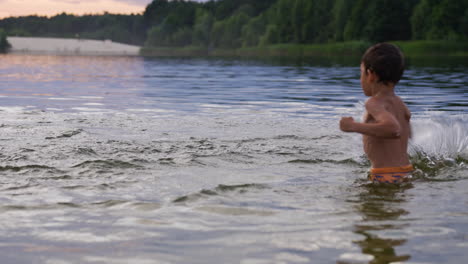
left=362, top=94, right=411, bottom=168
left=340, top=43, right=412, bottom=179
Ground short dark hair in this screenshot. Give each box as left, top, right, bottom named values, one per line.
left=361, top=43, right=405, bottom=84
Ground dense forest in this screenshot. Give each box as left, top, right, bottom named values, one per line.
left=0, top=0, right=467, bottom=52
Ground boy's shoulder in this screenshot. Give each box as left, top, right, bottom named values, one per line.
left=366, top=93, right=405, bottom=105
left=366, top=95, right=411, bottom=120
left=364, top=96, right=385, bottom=110
left=365, top=95, right=408, bottom=112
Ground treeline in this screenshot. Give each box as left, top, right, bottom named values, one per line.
left=0, top=13, right=145, bottom=45
left=0, top=0, right=467, bottom=50
left=143, top=0, right=468, bottom=48
left=143, top=0, right=276, bottom=48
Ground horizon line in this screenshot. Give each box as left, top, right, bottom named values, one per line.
left=1, top=11, right=145, bottom=19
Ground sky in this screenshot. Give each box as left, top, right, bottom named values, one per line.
left=0, top=0, right=208, bottom=18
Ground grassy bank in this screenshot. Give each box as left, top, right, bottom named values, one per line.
left=140, top=41, right=370, bottom=58
left=237, top=41, right=371, bottom=57
left=392, top=40, right=468, bottom=57
left=141, top=40, right=468, bottom=58
left=140, top=46, right=209, bottom=57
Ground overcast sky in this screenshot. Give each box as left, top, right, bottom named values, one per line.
left=0, top=0, right=209, bottom=18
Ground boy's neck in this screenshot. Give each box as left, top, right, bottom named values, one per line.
left=371, top=82, right=396, bottom=97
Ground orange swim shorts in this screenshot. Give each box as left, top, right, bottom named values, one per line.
left=368, top=165, right=414, bottom=184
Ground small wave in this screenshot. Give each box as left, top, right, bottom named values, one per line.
left=45, top=129, right=83, bottom=140
left=2, top=183, right=39, bottom=191
left=158, top=157, right=176, bottom=165
left=42, top=175, right=73, bottom=180
left=19, top=148, right=35, bottom=153
left=172, top=190, right=216, bottom=203
left=91, top=200, right=128, bottom=208
left=173, top=183, right=268, bottom=203
left=71, top=159, right=143, bottom=169
left=196, top=205, right=275, bottom=216
left=75, top=147, right=98, bottom=156
left=0, top=164, right=58, bottom=172
left=288, top=158, right=365, bottom=166
left=0, top=202, right=81, bottom=212
left=273, top=135, right=303, bottom=140
left=215, top=183, right=268, bottom=192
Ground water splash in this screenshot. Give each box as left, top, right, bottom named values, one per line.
left=409, top=115, right=468, bottom=177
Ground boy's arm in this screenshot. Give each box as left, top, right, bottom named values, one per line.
left=340, top=99, right=401, bottom=138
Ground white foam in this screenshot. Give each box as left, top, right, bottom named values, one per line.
left=338, top=253, right=374, bottom=263
left=35, top=230, right=131, bottom=243
left=0, top=106, right=25, bottom=113
left=48, top=98, right=76, bottom=101
left=71, top=107, right=107, bottom=112
left=78, top=96, right=104, bottom=100
left=126, top=108, right=174, bottom=113
left=84, top=256, right=170, bottom=264
left=83, top=103, right=105, bottom=106
left=199, top=104, right=232, bottom=108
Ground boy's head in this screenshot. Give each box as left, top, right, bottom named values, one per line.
left=361, top=43, right=405, bottom=85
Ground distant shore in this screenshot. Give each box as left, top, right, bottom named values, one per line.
left=7, top=37, right=141, bottom=56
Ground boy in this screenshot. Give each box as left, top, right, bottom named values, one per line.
left=340, top=43, right=413, bottom=183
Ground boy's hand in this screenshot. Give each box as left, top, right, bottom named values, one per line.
left=340, top=117, right=355, bottom=132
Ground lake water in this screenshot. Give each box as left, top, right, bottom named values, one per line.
left=0, top=54, right=467, bottom=264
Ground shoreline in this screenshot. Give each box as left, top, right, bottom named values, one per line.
left=141, top=41, right=468, bottom=59
left=4, top=38, right=467, bottom=61
left=6, top=36, right=141, bottom=56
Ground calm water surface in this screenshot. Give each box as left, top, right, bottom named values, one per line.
left=0, top=54, right=467, bottom=264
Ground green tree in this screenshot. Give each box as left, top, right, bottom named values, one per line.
left=171, top=27, right=193, bottom=47
left=411, top=0, right=435, bottom=40
left=259, top=24, right=279, bottom=46
left=144, top=0, right=170, bottom=27
left=211, top=12, right=250, bottom=48
left=461, top=9, right=468, bottom=39
left=310, top=0, right=335, bottom=43
left=427, top=0, right=468, bottom=40
left=271, top=0, right=294, bottom=43
left=343, top=0, right=367, bottom=41
left=0, top=28, right=11, bottom=53
left=330, top=0, right=356, bottom=41
left=412, top=0, right=468, bottom=40
left=345, top=0, right=416, bottom=42
left=367, top=0, right=414, bottom=42
left=241, top=14, right=266, bottom=47
left=214, top=0, right=240, bottom=20
left=145, top=22, right=172, bottom=47
left=291, top=0, right=307, bottom=43
left=193, top=8, right=214, bottom=47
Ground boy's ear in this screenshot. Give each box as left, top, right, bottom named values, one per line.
left=367, top=69, right=379, bottom=82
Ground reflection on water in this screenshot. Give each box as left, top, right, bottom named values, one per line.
left=351, top=184, right=413, bottom=264
left=0, top=54, right=467, bottom=115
